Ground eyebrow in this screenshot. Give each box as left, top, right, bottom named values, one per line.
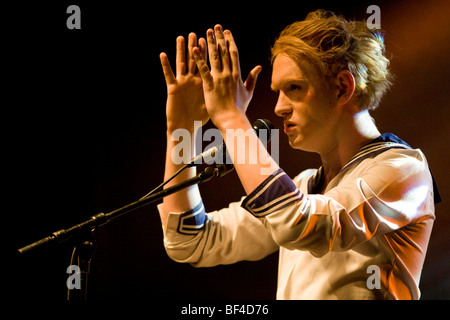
left=271, top=78, right=307, bottom=91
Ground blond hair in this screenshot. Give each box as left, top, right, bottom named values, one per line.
left=271, top=9, right=392, bottom=110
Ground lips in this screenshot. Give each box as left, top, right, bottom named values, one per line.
left=283, top=121, right=296, bottom=134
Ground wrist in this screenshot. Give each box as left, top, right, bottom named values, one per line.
left=166, top=118, right=204, bottom=135
left=211, top=109, right=248, bottom=133
left=166, top=122, right=195, bottom=135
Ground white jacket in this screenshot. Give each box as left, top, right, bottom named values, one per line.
left=158, top=136, right=436, bottom=299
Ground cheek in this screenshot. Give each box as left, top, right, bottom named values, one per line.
left=293, top=101, right=320, bottom=126
left=292, top=88, right=332, bottom=128
left=291, top=106, right=317, bottom=138
left=306, top=92, right=335, bottom=122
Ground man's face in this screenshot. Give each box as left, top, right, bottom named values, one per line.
left=271, top=54, right=340, bottom=153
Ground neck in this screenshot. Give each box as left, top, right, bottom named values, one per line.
left=320, top=109, right=380, bottom=187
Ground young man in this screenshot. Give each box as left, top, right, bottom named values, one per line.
left=158, top=10, right=438, bottom=299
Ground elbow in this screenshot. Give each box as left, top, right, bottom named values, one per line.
left=164, top=243, right=200, bottom=265
left=270, top=231, right=297, bottom=250
left=273, top=233, right=330, bottom=257
left=164, top=244, right=216, bottom=268
left=265, top=214, right=334, bottom=257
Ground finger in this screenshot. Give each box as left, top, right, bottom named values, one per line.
left=198, top=37, right=207, bottom=64
left=214, top=24, right=229, bottom=71
left=193, top=47, right=213, bottom=89
left=187, top=33, right=197, bottom=74
left=206, top=28, right=220, bottom=71
left=224, top=29, right=240, bottom=76
left=160, top=52, right=176, bottom=85
left=176, top=36, right=186, bottom=77
left=244, top=65, right=262, bottom=93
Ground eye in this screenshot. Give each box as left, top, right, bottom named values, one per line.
left=289, top=84, right=302, bottom=91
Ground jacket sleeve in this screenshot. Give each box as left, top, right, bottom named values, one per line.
left=241, top=149, right=436, bottom=257
left=158, top=198, right=279, bottom=267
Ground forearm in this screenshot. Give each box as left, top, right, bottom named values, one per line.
left=217, top=111, right=280, bottom=194
left=191, top=25, right=275, bottom=193
left=161, top=129, right=202, bottom=230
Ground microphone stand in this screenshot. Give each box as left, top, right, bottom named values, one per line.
left=18, top=163, right=234, bottom=300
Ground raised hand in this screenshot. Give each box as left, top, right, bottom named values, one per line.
left=192, top=25, right=262, bottom=130
left=160, top=33, right=209, bottom=133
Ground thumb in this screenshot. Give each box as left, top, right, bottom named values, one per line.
left=244, top=65, right=262, bottom=93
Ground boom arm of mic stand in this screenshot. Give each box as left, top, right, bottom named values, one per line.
left=18, top=165, right=225, bottom=255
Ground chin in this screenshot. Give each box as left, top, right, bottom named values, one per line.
left=288, top=135, right=317, bottom=153
left=287, top=135, right=304, bottom=150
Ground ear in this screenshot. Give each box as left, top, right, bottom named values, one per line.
left=335, top=70, right=355, bottom=106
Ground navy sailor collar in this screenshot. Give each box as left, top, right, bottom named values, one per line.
left=307, top=133, right=441, bottom=203
left=339, top=133, right=411, bottom=174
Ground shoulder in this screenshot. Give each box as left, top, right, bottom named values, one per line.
left=370, top=147, right=430, bottom=176
left=375, top=147, right=427, bottom=162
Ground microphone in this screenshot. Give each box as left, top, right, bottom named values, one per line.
left=187, top=119, right=274, bottom=166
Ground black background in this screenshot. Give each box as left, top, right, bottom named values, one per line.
left=7, top=0, right=449, bottom=302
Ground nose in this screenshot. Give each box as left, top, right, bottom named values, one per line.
left=274, top=92, right=292, bottom=118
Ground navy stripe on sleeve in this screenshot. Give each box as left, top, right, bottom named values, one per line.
left=177, top=201, right=206, bottom=235
left=241, top=169, right=303, bottom=217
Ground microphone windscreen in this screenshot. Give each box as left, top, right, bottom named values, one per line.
left=252, top=119, right=274, bottom=141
